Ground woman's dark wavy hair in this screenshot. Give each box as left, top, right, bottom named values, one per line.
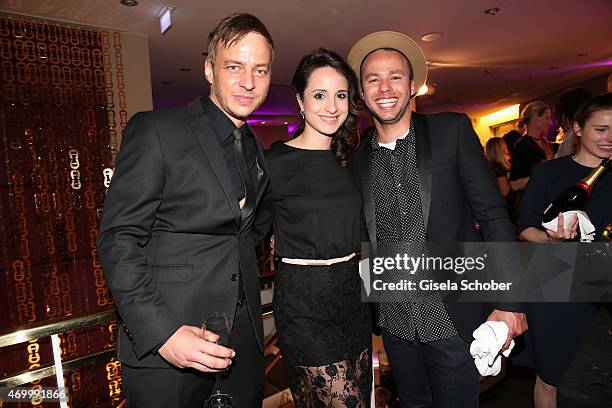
left=292, top=48, right=362, bottom=166
left=574, top=92, right=612, bottom=128
left=554, top=87, right=592, bottom=128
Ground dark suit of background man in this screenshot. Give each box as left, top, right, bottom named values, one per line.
left=347, top=32, right=528, bottom=407
left=97, top=13, right=274, bottom=408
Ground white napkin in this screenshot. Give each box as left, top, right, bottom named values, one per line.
left=542, top=210, right=595, bottom=242
left=470, top=321, right=514, bottom=376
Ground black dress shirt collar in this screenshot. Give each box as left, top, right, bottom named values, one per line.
left=201, top=96, right=254, bottom=141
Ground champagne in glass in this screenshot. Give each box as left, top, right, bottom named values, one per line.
left=202, top=312, right=233, bottom=408
left=202, top=312, right=231, bottom=347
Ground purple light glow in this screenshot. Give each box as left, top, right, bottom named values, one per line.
left=253, top=107, right=298, bottom=116
left=545, top=60, right=612, bottom=73
left=579, top=60, right=612, bottom=68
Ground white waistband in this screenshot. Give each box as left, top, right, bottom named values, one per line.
left=281, top=253, right=356, bottom=266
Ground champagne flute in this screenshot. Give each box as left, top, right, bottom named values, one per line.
left=202, top=312, right=233, bottom=408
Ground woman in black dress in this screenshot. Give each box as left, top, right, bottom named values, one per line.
left=255, top=48, right=371, bottom=407
left=510, top=100, right=552, bottom=183
left=516, top=93, right=612, bottom=408
left=509, top=101, right=552, bottom=221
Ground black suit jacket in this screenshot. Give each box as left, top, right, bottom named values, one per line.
left=352, top=111, right=523, bottom=341
left=97, top=97, right=269, bottom=368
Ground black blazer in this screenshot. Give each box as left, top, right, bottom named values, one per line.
left=97, top=97, right=269, bottom=368
left=352, top=112, right=522, bottom=341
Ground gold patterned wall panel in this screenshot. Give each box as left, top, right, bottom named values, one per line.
left=0, top=14, right=126, bottom=407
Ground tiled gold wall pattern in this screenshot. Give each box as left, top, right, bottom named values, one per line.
left=0, top=14, right=125, bottom=407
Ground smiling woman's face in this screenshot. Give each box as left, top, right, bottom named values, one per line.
left=297, top=66, right=349, bottom=136
left=575, top=108, right=612, bottom=161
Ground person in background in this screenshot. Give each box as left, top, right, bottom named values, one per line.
left=485, top=137, right=512, bottom=198
left=502, top=129, right=522, bottom=153
left=254, top=48, right=372, bottom=407
left=515, top=93, right=612, bottom=408
left=554, top=87, right=593, bottom=158
left=538, top=133, right=555, bottom=160
left=486, top=136, right=537, bottom=225
left=511, top=101, right=552, bottom=184
left=509, top=101, right=552, bottom=219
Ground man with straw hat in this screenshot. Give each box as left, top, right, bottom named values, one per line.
left=348, top=31, right=527, bottom=407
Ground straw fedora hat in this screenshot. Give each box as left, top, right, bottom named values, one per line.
left=347, top=31, right=427, bottom=92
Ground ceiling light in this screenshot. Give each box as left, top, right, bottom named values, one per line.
left=261, top=121, right=267, bottom=124
left=484, top=69, right=492, bottom=74
left=283, top=122, right=288, bottom=125
left=484, top=7, right=500, bottom=16
left=420, top=32, right=444, bottom=42
left=417, top=84, right=436, bottom=96
left=120, top=0, right=138, bottom=6
left=159, top=6, right=175, bottom=35
left=480, top=104, right=520, bottom=125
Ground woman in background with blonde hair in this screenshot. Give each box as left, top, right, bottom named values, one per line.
left=511, top=101, right=553, bottom=181
left=485, top=137, right=512, bottom=198
left=509, top=101, right=552, bottom=216
left=486, top=137, right=528, bottom=223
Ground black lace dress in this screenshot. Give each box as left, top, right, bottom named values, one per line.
left=254, top=143, right=372, bottom=407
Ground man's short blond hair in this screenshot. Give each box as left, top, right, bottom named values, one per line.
left=207, top=13, right=274, bottom=65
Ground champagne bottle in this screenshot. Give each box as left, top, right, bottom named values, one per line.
left=542, top=158, right=610, bottom=223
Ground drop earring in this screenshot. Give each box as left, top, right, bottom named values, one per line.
left=300, top=111, right=304, bottom=120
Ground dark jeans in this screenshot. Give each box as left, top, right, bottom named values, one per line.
left=123, top=301, right=263, bottom=408
left=382, top=329, right=480, bottom=408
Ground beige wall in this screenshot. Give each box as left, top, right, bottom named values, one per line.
left=471, top=105, right=520, bottom=146
left=473, top=118, right=496, bottom=146
left=120, top=32, right=153, bottom=117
